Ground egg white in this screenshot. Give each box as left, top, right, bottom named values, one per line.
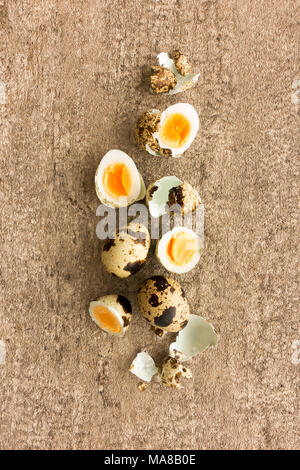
left=156, top=226, right=202, bottom=274
left=153, top=103, right=199, bottom=157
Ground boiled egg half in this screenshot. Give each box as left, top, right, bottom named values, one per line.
left=156, top=226, right=202, bottom=274
left=153, top=103, right=199, bottom=157
left=95, top=149, right=146, bottom=208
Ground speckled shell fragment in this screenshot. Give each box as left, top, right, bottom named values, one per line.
left=101, top=223, right=150, bottom=278
left=135, top=110, right=171, bottom=157
left=160, top=356, right=192, bottom=389
left=137, top=275, right=190, bottom=332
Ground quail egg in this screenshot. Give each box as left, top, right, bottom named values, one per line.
left=101, top=222, right=150, bottom=278
left=89, top=294, right=132, bottom=337
left=137, top=275, right=190, bottom=333
left=156, top=226, right=202, bottom=274
left=135, top=104, right=199, bottom=158
left=150, top=50, right=199, bottom=95
left=146, top=176, right=201, bottom=218
left=95, top=149, right=146, bottom=208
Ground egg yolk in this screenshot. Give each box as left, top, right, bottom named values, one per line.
left=160, top=113, right=191, bottom=149
left=103, top=163, right=132, bottom=198
left=167, top=232, right=196, bottom=266
left=93, top=305, right=122, bottom=334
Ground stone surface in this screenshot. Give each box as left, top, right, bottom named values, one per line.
left=0, top=0, right=299, bottom=450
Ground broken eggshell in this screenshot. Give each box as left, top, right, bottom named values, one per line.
left=150, top=51, right=200, bottom=95
left=160, top=356, right=192, bottom=389
left=129, top=350, right=158, bottom=382
left=146, top=176, right=201, bottom=218
left=169, top=314, right=219, bottom=361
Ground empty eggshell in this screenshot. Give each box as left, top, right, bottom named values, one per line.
left=101, top=222, right=150, bottom=278
left=129, top=350, right=158, bottom=382
left=169, top=314, right=219, bottom=361
left=146, top=176, right=201, bottom=218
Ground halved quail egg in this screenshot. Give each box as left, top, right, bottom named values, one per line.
left=156, top=226, right=202, bottom=274
left=135, top=103, right=199, bottom=158
left=95, top=149, right=146, bottom=207
left=89, top=294, right=132, bottom=337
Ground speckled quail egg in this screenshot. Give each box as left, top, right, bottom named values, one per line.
left=169, top=314, right=219, bottom=361
left=160, top=356, right=192, bottom=389
left=89, top=294, right=132, bottom=337
left=101, top=222, right=150, bottom=278
left=150, top=50, right=200, bottom=95
left=156, top=226, right=202, bottom=274
left=135, top=103, right=199, bottom=158
left=137, top=275, right=190, bottom=333
left=95, top=149, right=146, bottom=208
left=146, top=176, right=201, bottom=218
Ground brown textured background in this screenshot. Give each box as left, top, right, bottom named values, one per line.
left=0, top=0, right=299, bottom=450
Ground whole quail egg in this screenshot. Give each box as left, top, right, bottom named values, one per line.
left=137, top=275, right=190, bottom=332
left=156, top=226, right=202, bottom=274
left=101, top=222, right=150, bottom=278
left=89, top=294, right=132, bottom=337
left=135, top=103, right=199, bottom=158
left=95, top=149, right=146, bottom=208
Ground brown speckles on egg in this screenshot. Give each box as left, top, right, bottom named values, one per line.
left=160, top=356, right=192, bottom=389
left=154, top=306, right=176, bottom=327
left=103, top=238, right=115, bottom=252
left=137, top=276, right=190, bottom=333
left=117, top=295, right=132, bottom=314
left=148, top=293, right=160, bottom=307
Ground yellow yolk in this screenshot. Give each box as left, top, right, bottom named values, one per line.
left=160, top=113, right=191, bottom=149
left=167, top=232, right=196, bottom=266
left=103, top=163, right=132, bottom=198
left=93, top=305, right=122, bottom=334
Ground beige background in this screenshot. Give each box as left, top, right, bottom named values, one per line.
left=0, top=0, right=299, bottom=450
